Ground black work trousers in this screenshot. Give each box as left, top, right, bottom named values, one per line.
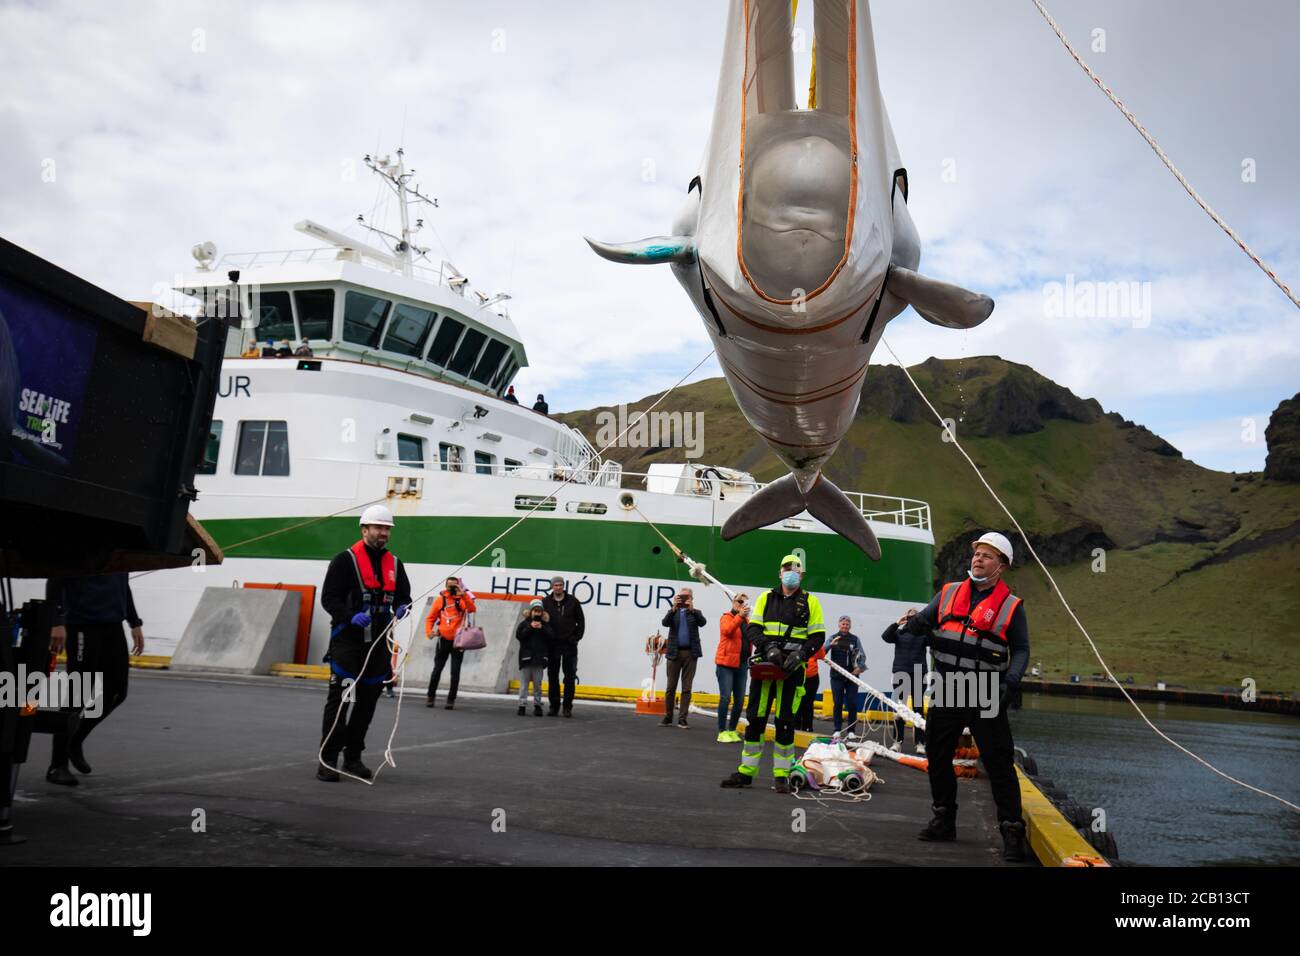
left=321, top=635, right=389, bottom=762
left=742, top=669, right=803, bottom=746
left=50, top=622, right=130, bottom=769
left=427, top=637, right=464, bottom=702
left=546, top=640, right=578, bottom=711
left=926, top=703, right=1021, bottom=823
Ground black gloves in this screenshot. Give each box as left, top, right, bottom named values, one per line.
left=998, top=681, right=1023, bottom=712
left=782, top=651, right=803, bottom=673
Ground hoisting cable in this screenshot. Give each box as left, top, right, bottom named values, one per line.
left=1031, top=0, right=1300, bottom=312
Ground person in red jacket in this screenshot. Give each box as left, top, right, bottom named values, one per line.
left=424, top=576, right=476, bottom=709
left=714, top=593, right=750, bottom=743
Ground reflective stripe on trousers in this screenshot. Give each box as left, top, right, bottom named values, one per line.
left=739, top=740, right=763, bottom=777
left=772, top=743, right=796, bottom=778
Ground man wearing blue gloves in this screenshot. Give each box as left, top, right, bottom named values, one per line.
left=317, top=505, right=412, bottom=781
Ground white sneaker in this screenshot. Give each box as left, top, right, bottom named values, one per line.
left=916, top=743, right=927, bottom=755
left=889, top=741, right=902, bottom=753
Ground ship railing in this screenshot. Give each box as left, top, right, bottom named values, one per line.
left=215, top=249, right=474, bottom=295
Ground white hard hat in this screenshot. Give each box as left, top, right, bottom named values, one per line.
left=359, top=504, right=395, bottom=527
left=973, top=532, right=1013, bottom=565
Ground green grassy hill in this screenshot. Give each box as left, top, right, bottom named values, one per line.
left=561, top=358, right=1300, bottom=694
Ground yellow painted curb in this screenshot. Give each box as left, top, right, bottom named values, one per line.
left=130, top=654, right=171, bottom=670
left=1018, top=767, right=1109, bottom=867
left=270, top=663, right=330, bottom=679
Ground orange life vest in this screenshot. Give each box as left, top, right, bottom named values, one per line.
left=931, top=578, right=1021, bottom=674
left=348, top=540, right=397, bottom=611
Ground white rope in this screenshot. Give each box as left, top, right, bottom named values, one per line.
left=879, top=335, right=1300, bottom=813
left=1031, top=0, right=1300, bottom=311
left=824, top=658, right=926, bottom=730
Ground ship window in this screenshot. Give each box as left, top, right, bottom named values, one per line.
left=449, top=328, right=487, bottom=377
left=235, top=420, right=290, bottom=476
left=383, top=303, right=436, bottom=357
left=427, top=317, right=464, bottom=367
left=397, top=434, right=424, bottom=469
left=439, top=442, right=465, bottom=473
left=504, top=458, right=522, bottom=472
left=197, top=420, right=222, bottom=475
left=490, top=355, right=515, bottom=391
left=471, top=338, right=509, bottom=385
left=565, top=502, right=608, bottom=515
left=253, top=291, right=295, bottom=343
left=474, top=451, right=494, bottom=476
left=294, top=289, right=335, bottom=340
left=514, top=495, right=556, bottom=512
left=343, top=291, right=390, bottom=348
left=496, top=360, right=518, bottom=393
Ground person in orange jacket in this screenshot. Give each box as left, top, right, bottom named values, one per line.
left=424, top=576, right=476, bottom=709
left=714, top=593, right=750, bottom=743
left=796, top=644, right=828, bottom=731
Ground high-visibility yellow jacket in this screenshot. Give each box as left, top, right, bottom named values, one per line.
left=746, top=588, right=827, bottom=651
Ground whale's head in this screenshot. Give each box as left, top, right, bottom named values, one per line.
left=740, top=111, right=852, bottom=300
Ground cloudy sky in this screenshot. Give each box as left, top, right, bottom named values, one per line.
left=2, top=0, right=1296, bottom=472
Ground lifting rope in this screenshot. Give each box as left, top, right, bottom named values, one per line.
left=1031, top=0, right=1300, bottom=312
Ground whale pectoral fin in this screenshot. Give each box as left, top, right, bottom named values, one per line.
left=889, top=266, right=994, bottom=329
left=584, top=236, right=696, bottom=265
left=804, top=476, right=881, bottom=561
left=721, top=474, right=806, bottom=541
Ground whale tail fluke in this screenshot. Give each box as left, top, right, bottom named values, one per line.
left=803, top=475, right=881, bottom=561
left=721, top=473, right=881, bottom=561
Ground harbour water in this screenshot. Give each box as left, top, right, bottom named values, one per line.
left=1012, top=694, right=1300, bottom=866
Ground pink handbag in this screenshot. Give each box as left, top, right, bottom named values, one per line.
left=454, top=612, right=486, bottom=650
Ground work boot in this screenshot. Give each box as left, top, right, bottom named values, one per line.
left=46, top=765, right=78, bottom=787
left=772, top=777, right=790, bottom=794
left=343, top=758, right=373, bottom=780
left=68, top=740, right=92, bottom=775
left=720, top=772, right=753, bottom=789
left=533, top=704, right=544, bottom=716
left=1000, top=820, right=1028, bottom=862
left=316, top=759, right=340, bottom=783
left=517, top=705, right=526, bottom=716
left=917, top=804, right=957, bottom=842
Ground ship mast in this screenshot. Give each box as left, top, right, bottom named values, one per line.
left=357, top=148, right=437, bottom=279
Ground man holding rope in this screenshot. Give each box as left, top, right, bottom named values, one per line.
left=317, top=505, right=412, bottom=782
left=890, top=531, right=1029, bottom=861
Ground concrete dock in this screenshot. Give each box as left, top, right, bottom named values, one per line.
left=3, top=670, right=1029, bottom=866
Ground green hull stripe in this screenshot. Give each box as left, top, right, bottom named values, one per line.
left=205, top=515, right=933, bottom=601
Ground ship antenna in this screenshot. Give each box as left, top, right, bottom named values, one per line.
left=357, top=148, right=437, bottom=278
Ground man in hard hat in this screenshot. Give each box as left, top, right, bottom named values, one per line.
left=889, top=531, right=1030, bottom=861
left=316, top=504, right=412, bottom=782
left=720, top=554, right=826, bottom=793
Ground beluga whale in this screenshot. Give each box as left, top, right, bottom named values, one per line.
left=587, top=0, right=994, bottom=559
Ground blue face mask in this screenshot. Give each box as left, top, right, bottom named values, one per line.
left=781, top=570, right=801, bottom=588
